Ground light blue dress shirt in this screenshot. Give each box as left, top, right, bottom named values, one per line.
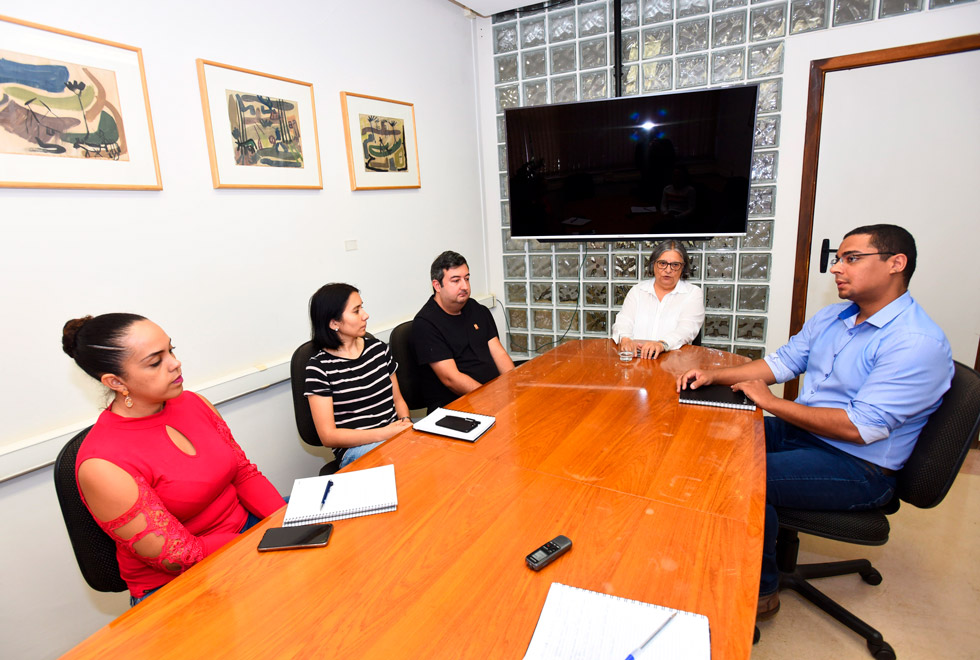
left=764, top=292, right=952, bottom=470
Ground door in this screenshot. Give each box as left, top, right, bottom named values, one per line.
left=805, top=48, right=980, bottom=365
left=787, top=38, right=980, bottom=400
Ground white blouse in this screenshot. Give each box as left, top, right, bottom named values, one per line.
left=611, top=278, right=705, bottom=350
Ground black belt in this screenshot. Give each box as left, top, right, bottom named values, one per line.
left=862, top=458, right=896, bottom=477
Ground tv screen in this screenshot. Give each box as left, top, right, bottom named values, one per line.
left=505, top=85, right=758, bottom=241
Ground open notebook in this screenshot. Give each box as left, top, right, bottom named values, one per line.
left=523, top=583, right=710, bottom=660
left=282, top=464, right=397, bottom=526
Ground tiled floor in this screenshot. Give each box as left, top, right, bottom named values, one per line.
left=751, top=449, right=980, bottom=659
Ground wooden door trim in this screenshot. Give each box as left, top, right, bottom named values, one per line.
left=784, top=34, right=980, bottom=400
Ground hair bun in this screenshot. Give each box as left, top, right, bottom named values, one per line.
left=62, top=316, right=93, bottom=358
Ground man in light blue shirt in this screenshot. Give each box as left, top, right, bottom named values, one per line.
left=677, top=224, right=952, bottom=620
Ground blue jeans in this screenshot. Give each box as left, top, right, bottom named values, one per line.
left=760, top=417, right=896, bottom=595
left=130, top=510, right=263, bottom=607
left=338, top=441, right=382, bottom=469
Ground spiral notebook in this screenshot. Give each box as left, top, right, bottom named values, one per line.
left=523, top=583, right=710, bottom=660
left=282, top=464, right=397, bottom=527
left=679, top=384, right=756, bottom=411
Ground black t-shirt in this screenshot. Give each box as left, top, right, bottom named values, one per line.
left=412, top=296, right=500, bottom=411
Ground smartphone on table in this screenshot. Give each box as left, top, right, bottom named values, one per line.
left=436, top=415, right=480, bottom=433
left=257, top=523, right=334, bottom=552
left=435, top=415, right=480, bottom=433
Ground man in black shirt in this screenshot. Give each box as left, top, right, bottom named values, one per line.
left=413, top=251, right=515, bottom=412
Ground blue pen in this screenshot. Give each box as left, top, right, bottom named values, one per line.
left=319, top=480, right=334, bottom=511
left=625, top=611, right=677, bottom=660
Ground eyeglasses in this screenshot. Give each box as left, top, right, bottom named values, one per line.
left=830, top=252, right=896, bottom=266
left=654, top=260, right=684, bottom=272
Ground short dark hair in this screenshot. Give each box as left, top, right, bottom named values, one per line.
left=647, top=240, right=692, bottom=280
left=430, top=251, right=468, bottom=286
left=310, top=283, right=359, bottom=350
left=62, top=313, right=147, bottom=380
left=844, top=224, right=916, bottom=287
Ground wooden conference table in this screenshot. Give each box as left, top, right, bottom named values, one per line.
left=64, top=339, right=765, bottom=660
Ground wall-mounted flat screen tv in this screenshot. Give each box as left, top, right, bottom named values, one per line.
left=505, top=85, right=758, bottom=241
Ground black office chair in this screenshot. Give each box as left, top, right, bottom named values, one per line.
left=768, top=361, right=980, bottom=659
left=387, top=320, right=426, bottom=412
left=53, top=426, right=128, bottom=593
left=289, top=340, right=342, bottom=476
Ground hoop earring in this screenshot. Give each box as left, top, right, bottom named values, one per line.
left=123, top=390, right=134, bottom=408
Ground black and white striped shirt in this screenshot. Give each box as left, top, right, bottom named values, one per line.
left=304, top=337, right=399, bottom=430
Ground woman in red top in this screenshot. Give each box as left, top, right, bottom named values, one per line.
left=62, top=313, right=285, bottom=605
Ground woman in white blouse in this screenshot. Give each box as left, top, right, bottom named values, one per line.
left=612, top=240, right=705, bottom=359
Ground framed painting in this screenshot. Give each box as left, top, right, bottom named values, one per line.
left=196, top=59, right=322, bottom=189
left=0, top=14, right=162, bottom=190
left=340, top=92, right=420, bottom=191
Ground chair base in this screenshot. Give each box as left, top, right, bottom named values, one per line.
left=774, top=530, right=896, bottom=660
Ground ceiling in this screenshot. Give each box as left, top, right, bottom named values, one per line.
left=449, top=0, right=530, bottom=18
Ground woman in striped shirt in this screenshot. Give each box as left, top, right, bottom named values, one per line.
left=304, top=283, right=413, bottom=468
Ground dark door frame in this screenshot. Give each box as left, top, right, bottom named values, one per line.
left=783, top=34, right=980, bottom=401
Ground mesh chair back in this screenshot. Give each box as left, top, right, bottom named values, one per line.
left=899, top=361, right=980, bottom=509
left=53, top=427, right=127, bottom=593
left=389, top=321, right=426, bottom=411
left=290, top=340, right=322, bottom=447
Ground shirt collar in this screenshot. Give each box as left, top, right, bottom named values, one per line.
left=638, top=278, right=692, bottom=295
left=836, top=291, right=913, bottom=328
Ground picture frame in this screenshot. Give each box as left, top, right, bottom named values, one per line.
left=340, top=92, right=420, bottom=191
left=196, top=59, right=322, bottom=189
left=0, top=14, right=162, bottom=190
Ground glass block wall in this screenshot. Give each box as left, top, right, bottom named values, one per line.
left=490, top=0, right=974, bottom=360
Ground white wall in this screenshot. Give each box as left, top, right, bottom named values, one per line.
left=0, top=1, right=492, bottom=657
left=1, top=0, right=491, bottom=451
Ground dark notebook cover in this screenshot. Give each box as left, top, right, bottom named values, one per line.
left=679, top=384, right=757, bottom=411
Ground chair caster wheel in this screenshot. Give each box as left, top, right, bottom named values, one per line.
left=753, top=626, right=760, bottom=644
left=868, top=639, right=895, bottom=660
left=860, top=567, right=883, bottom=585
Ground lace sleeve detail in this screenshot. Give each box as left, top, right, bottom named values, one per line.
left=207, top=410, right=261, bottom=481
left=203, top=401, right=285, bottom=518
left=94, top=474, right=207, bottom=574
